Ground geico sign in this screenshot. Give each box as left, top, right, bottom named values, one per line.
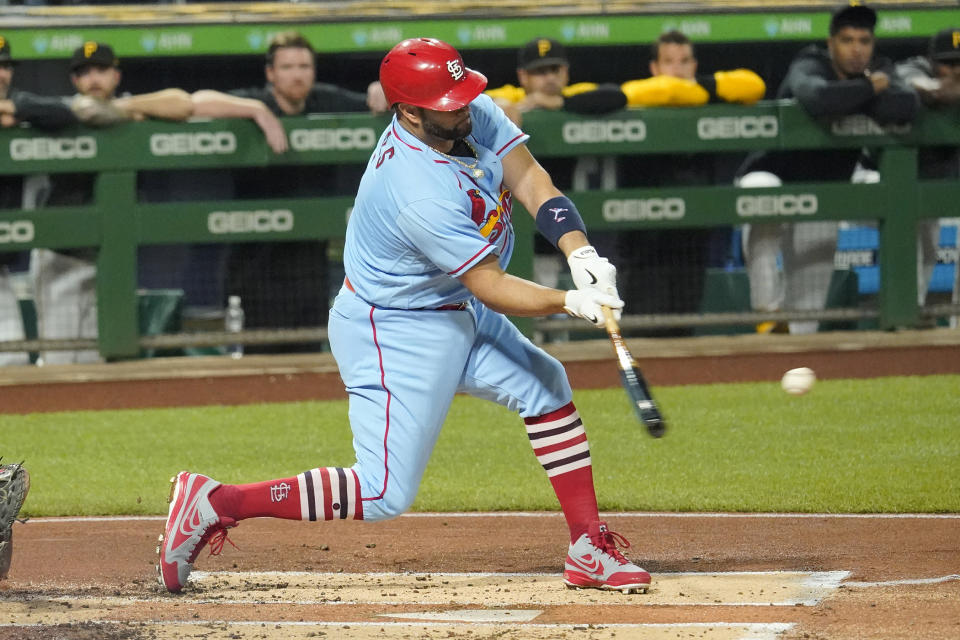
left=150, top=132, right=237, bottom=156
left=207, top=209, right=294, bottom=234
left=831, top=115, right=911, bottom=136
left=697, top=115, right=778, bottom=140
left=562, top=120, right=646, bottom=144
left=290, top=127, right=376, bottom=151
left=0, top=220, right=35, bottom=243
left=603, top=198, right=685, bottom=221
left=736, top=194, right=818, bottom=217
left=9, top=136, right=96, bottom=161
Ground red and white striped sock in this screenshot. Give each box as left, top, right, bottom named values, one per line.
left=525, top=402, right=599, bottom=542
left=210, top=467, right=363, bottom=522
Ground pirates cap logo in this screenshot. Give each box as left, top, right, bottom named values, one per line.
left=84, top=41, right=98, bottom=58
left=446, top=58, right=464, bottom=81
left=0, top=36, right=6, bottom=50
left=537, top=38, right=552, bottom=58
left=953, top=30, right=960, bottom=50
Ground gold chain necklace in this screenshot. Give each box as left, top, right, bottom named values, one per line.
left=430, top=139, right=485, bottom=179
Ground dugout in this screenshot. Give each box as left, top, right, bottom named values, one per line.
left=0, top=1, right=958, bottom=359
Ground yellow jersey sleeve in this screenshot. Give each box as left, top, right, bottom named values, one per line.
left=620, top=76, right=709, bottom=107
left=561, top=82, right=600, bottom=97
left=714, top=69, right=766, bottom=104
left=484, top=84, right=526, bottom=103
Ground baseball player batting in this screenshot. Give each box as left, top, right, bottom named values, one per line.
left=157, top=37, right=650, bottom=595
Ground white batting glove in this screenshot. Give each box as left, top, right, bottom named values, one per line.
left=567, top=245, right=621, bottom=320
left=563, top=289, right=624, bottom=327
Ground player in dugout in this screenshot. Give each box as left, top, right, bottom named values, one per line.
left=620, top=30, right=766, bottom=107
left=18, top=41, right=287, bottom=365
left=736, top=1, right=919, bottom=335
left=613, top=30, right=767, bottom=335
left=486, top=36, right=627, bottom=127
left=221, top=30, right=389, bottom=353
left=158, top=37, right=652, bottom=598
left=488, top=33, right=766, bottom=333
left=0, top=36, right=43, bottom=366
left=896, top=27, right=960, bottom=308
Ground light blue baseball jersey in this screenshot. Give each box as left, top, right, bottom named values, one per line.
left=344, top=93, right=529, bottom=309
left=329, top=93, right=570, bottom=522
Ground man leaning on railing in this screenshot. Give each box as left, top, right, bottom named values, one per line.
left=735, top=2, right=919, bottom=335
left=613, top=29, right=766, bottom=336
left=0, top=37, right=288, bottom=365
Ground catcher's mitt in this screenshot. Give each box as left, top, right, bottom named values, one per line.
left=0, top=459, right=30, bottom=580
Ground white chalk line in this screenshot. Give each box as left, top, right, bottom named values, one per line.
left=0, top=595, right=818, bottom=607
left=25, top=511, right=960, bottom=523
left=0, top=620, right=795, bottom=631
left=843, top=574, right=960, bottom=588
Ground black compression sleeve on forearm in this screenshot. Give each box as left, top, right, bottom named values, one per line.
left=563, top=84, right=627, bottom=114
left=12, top=93, right=78, bottom=131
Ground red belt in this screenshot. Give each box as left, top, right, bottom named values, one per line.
left=344, top=277, right=468, bottom=311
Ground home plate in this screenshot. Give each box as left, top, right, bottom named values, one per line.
left=189, top=570, right=848, bottom=606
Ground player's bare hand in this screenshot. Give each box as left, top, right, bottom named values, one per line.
left=563, top=289, right=624, bottom=327
left=567, top=245, right=621, bottom=319
left=0, top=113, right=15, bottom=128
left=366, top=81, right=390, bottom=114
left=254, top=109, right=288, bottom=154
left=867, top=71, right=890, bottom=94
left=915, top=74, right=960, bottom=105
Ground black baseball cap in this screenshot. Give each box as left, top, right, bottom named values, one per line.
left=830, top=2, right=877, bottom=35
left=70, top=41, right=117, bottom=72
left=0, top=35, right=15, bottom=65
left=929, top=27, right=960, bottom=62
left=517, top=37, right=568, bottom=71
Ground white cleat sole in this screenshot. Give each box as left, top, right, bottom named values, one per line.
left=155, top=474, right=181, bottom=590
left=564, top=581, right=650, bottom=594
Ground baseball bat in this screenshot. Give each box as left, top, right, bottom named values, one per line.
left=602, top=306, right=666, bottom=438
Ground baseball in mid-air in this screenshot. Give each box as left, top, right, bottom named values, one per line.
left=781, top=367, right=816, bottom=395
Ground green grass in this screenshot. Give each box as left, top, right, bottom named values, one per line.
left=4, top=375, right=958, bottom=517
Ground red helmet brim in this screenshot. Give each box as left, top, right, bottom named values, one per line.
left=427, top=68, right=488, bottom=111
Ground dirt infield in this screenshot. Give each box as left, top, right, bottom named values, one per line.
left=1, top=329, right=959, bottom=639
left=3, top=514, right=959, bottom=639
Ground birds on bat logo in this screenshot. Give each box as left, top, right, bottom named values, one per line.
left=467, top=188, right=513, bottom=243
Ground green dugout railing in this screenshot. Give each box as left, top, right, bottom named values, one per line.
left=0, top=101, right=958, bottom=359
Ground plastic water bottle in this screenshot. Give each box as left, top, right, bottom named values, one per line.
left=225, top=295, right=245, bottom=359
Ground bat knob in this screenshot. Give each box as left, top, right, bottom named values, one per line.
left=638, top=406, right=667, bottom=438
left=647, top=419, right=666, bottom=438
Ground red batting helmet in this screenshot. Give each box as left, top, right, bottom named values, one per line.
left=380, top=38, right=488, bottom=111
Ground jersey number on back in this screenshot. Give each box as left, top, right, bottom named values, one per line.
left=376, top=147, right=395, bottom=169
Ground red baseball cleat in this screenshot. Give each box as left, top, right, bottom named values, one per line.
left=156, top=471, right=237, bottom=593
left=563, top=521, right=651, bottom=594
